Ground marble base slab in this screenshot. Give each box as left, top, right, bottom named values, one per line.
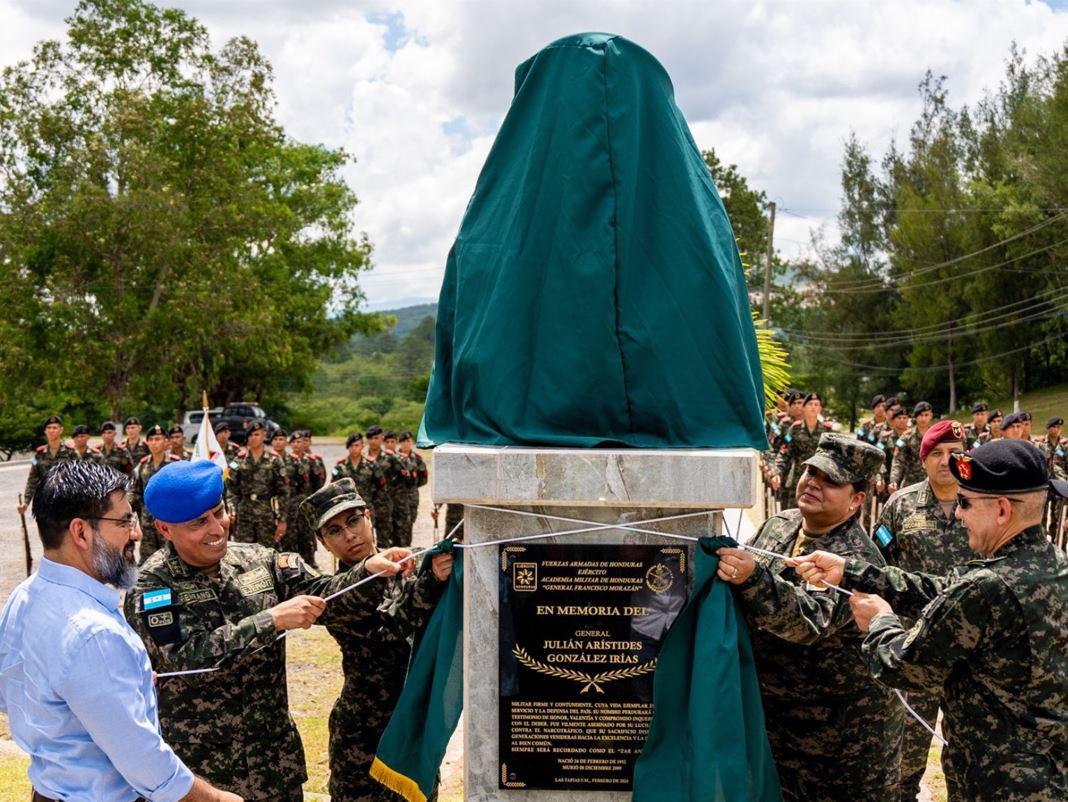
left=433, top=445, right=757, bottom=509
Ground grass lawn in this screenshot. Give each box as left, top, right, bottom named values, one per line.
left=949, top=381, right=1068, bottom=426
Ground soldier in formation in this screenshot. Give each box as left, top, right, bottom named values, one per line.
left=718, top=433, right=902, bottom=801
left=395, top=430, right=428, bottom=546
left=124, top=460, right=420, bottom=801
left=856, top=394, right=889, bottom=446
left=988, top=409, right=1004, bottom=440
left=889, top=401, right=934, bottom=493
left=1000, top=411, right=1028, bottom=440
left=364, top=425, right=400, bottom=548
left=333, top=432, right=386, bottom=528
left=796, top=439, right=1068, bottom=801
left=226, top=419, right=289, bottom=548
left=98, top=420, right=134, bottom=476
left=303, top=479, right=452, bottom=801
left=963, top=402, right=990, bottom=448
left=871, top=420, right=975, bottom=801
left=168, top=424, right=192, bottom=460
left=214, top=420, right=239, bottom=461
left=771, top=392, right=833, bottom=509
left=18, top=416, right=73, bottom=514
left=130, top=424, right=182, bottom=564
left=282, top=430, right=326, bottom=568
left=122, top=416, right=150, bottom=463
left=68, top=424, right=101, bottom=463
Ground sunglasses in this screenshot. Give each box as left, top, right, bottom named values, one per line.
left=955, top=493, right=1025, bottom=510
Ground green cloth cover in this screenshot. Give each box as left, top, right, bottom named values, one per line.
left=419, top=33, right=766, bottom=449
left=633, top=536, right=782, bottom=801
left=370, top=541, right=463, bottom=802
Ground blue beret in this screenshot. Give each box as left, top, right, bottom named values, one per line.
left=144, top=460, right=224, bottom=523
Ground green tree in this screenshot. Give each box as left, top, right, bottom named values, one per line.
left=0, top=0, right=380, bottom=426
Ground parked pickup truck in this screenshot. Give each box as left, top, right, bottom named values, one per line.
left=180, top=407, right=224, bottom=442
left=212, top=403, right=278, bottom=446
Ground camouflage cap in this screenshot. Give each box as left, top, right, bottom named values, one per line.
left=802, top=432, right=885, bottom=485
left=302, top=478, right=367, bottom=532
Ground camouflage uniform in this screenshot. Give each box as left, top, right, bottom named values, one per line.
left=406, top=451, right=429, bottom=533
left=772, top=419, right=833, bottom=509
left=97, top=442, right=135, bottom=477
left=170, top=445, right=193, bottom=461
left=857, top=417, right=889, bottom=446
left=227, top=449, right=290, bottom=548
left=124, top=542, right=391, bottom=801
left=871, top=480, right=976, bottom=801
left=131, top=453, right=183, bottom=564
left=889, top=429, right=926, bottom=489
left=1036, top=435, right=1068, bottom=537
left=22, top=443, right=74, bottom=505
left=282, top=452, right=320, bottom=567
left=333, top=458, right=387, bottom=521
left=963, top=423, right=990, bottom=451
left=390, top=453, right=420, bottom=547
left=365, top=453, right=398, bottom=548
left=737, top=509, right=903, bottom=801
left=122, top=436, right=150, bottom=464
left=68, top=446, right=103, bottom=464
left=847, top=525, right=1068, bottom=802
left=323, top=559, right=445, bottom=801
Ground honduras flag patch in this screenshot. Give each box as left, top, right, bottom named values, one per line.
left=874, top=525, right=894, bottom=548
left=143, top=588, right=173, bottom=611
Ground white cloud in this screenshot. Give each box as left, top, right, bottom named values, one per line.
left=2, top=0, right=1066, bottom=307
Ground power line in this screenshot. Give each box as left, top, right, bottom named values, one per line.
left=816, top=332, right=1065, bottom=374
left=785, top=304, right=1067, bottom=350
left=780, top=206, right=1068, bottom=217
left=819, top=213, right=1066, bottom=292
left=816, top=237, right=1068, bottom=295
left=778, top=288, right=1068, bottom=342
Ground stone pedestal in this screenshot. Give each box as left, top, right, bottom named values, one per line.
left=433, top=445, right=757, bottom=802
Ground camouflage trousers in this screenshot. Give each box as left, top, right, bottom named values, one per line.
left=899, top=690, right=961, bottom=802
left=281, top=499, right=319, bottom=568
left=391, top=490, right=414, bottom=547
left=233, top=500, right=278, bottom=549
left=372, top=498, right=395, bottom=549
left=139, top=522, right=165, bottom=565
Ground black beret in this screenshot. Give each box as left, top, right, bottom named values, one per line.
left=301, top=429, right=312, bottom=438
left=971, top=402, right=988, bottom=414
left=398, top=430, right=414, bottom=441
left=43, top=415, right=63, bottom=428
left=71, top=424, right=90, bottom=436
left=213, top=420, right=230, bottom=434
left=146, top=424, right=167, bottom=438
left=100, top=421, right=117, bottom=432
left=168, top=424, right=183, bottom=436
left=345, top=432, right=363, bottom=448
left=889, top=406, right=908, bottom=420
left=989, top=409, right=1003, bottom=421
left=365, top=425, right=384, bottom=438
left=951, top=439, right=1068, bottom=497
left=384, top=430, right=397, bottom=440
left=1001, top=412, right=1024, bottom=428
left=787, top=390, right=804, bottom=403
left=124, top=416, right=141, bottom=426
left=246, top=420, right=266, bottom=434
left=804, top=392, right=822, bottom=404
left=271, top=428, right=288, bottom=440
left=288, top=431, right=301, bottom=442
left=871, top=394, right=886, bottom=409
left=1046, top=416, right=1063, bottom=429
left=885, top=395, right=899, bottom=408
left=1019, top=411, right=1032, bottom=422
left=912, top=401, right=932, bottom=416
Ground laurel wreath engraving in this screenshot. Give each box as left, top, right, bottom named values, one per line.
left=512, top=645, right=657, bottom=694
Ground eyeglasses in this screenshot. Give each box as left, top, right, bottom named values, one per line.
left=85, top=514, right=140, bottom=532
left=955, top=494, right=1025, bottom=510
left=322, top=512, right=366, bottom=540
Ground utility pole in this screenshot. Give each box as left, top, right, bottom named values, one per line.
left=763, top=201, right=776, bottom=325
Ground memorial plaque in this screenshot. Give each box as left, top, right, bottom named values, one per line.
left=498, top=543, right=688, bottom=791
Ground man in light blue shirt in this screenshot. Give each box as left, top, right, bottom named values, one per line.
left=0, top=460, right=241, bottom=802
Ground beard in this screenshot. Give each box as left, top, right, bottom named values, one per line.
left=91, top=534, right=138, bottom=591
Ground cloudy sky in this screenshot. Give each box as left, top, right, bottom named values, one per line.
left=2, top=0, right=1067, bottom=310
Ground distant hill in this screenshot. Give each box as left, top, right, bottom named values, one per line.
left=385, top=303, right=438, bottom=340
